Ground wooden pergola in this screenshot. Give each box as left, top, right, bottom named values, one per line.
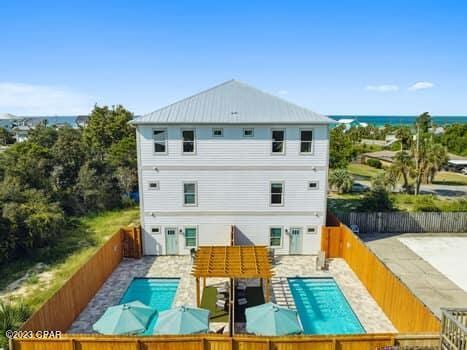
left=191, top=246, right=274, bottom=307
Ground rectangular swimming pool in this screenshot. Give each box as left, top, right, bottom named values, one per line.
left=288, top=277, right=365, bottom=334
left=120, top=278, right=179, bottom=335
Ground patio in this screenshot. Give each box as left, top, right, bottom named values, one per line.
left=68, top=254, right=396, bottom=335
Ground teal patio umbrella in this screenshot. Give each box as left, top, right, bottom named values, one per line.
left=152, top=305, right=210, bottom=335
left=245, top=302, right=303, bottom=336
left=92, top=301, right=156, bottom=335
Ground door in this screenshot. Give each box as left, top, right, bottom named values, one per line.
left=289, top=228, right=302, bottom=254
left=165, top=228, right=178, bottom=255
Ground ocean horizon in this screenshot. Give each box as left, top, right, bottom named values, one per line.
left=1, top=114, right=467, bottom=129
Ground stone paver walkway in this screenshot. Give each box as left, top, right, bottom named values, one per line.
left=69, top=255, right=396, bottom=334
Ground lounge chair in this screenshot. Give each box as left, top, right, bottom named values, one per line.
left=217, top=282, right=229, bottom=294
left=236, top=282, right=247, bottom=291
left=316, top=250, right=328, bottom=271
left=216, top=300, right=226, bottom=309
left=237, top=298, right=248, bottom=306
left=216, top=293, right=227, bottom=300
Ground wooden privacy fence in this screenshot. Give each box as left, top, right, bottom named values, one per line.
left=335, top=211, right=467, bottom=233
left=121, top=225, right=143, bottom=258
left=21, top=226, right=142, bottom=332
left=12, top=333, right=398, bottom=350
left=321, top=224, right=441, bottom=333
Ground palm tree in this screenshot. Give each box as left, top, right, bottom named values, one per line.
left=424, top=143, right=448, bottom=184
left=390, top=151, right=414, bottom=192
left=329, top=169, right=353, bottom=194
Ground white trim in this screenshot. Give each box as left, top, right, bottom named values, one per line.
left=142, top=165, right=328, bottom=171
left=243, top=128, right=254, bottom=137
left=145, top=210, right=324, bottom=216
left=307, top=181, right=319, bottom=190
left=299, top=128, right=314, bottom=155
left=269, top=226, right=283, bottom=248
left=212, top=128, right=224, bottom=137
left=152, top=128, right=168, bottom=155
left=148, top=181, right=160, bottom=190
left=183, top=181, right=198, bottom=207
left=181, top=128, right=197, bottom=155
left=270, top=181, right=285, bottom=207
left=271, top=128, right=286, bottom=155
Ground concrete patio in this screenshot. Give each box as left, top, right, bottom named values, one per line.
left=69, top=254, right=396, bottom=334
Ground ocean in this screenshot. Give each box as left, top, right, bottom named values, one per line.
left=1, top=115, right=467, bottom=129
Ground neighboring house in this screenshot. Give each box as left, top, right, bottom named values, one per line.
left=336, top=118, right=367, bottom=130
left=130, top=80, right=335, bottom=256
left=75, top=115, right=89, bottom=128
left=361, top=150, right=397, bottom=167
left=12, top=125, right=32, bottom=142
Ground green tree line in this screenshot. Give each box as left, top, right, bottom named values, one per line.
left=0, top=105, right=137, bottom=265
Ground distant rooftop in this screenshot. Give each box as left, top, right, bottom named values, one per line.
left=130, top=80, right=335, bottom=125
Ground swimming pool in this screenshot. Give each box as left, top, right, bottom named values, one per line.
left=288, top=277, right=364, bottom=335
left=119, top=278, right=179, bottom=335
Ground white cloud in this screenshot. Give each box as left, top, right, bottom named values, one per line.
left=408, top=81, right=435, bottom=91
left=277, top=89, right=289, bottom=96
left=365, top=84, right=399, bottom=92
left=0, top=82, right=95, bottom=115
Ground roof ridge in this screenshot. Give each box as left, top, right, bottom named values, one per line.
left=137, top=79, right=236, bottom=119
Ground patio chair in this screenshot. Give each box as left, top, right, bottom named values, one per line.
left=236, top=282, right=247, bottom=291
left=216, top=300, right=226, bottom=310
left=350, top=224, right=360, bottom=234
left=190, top=248, right=197, bottom=262
left=216, top=293, right=227, bottom=300
left=217, top=282, right=229, bottom=294
left=237, top=298, right=248, bottom=306
left=316, top=250, right=328, bottom=271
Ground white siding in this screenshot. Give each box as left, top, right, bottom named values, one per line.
left=138, top=125, right=328, bottom=166
left=137, top=124, right=329, bottom=256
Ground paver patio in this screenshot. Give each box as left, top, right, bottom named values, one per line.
left=69, top=254, right=395, bottom=334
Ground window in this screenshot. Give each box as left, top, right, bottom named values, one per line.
left=153, top=129, right=167, bottom=153
left=183, top=182, right=197, bottom=206
left=270, top=182, right=284, bottom=206
left=212, top=128, right=223, bottom=137
left=243, top=128, right=254, bottom=137
left=308, top=181, right=319, bottom=190
left=148, top=181, right=159, bottom=190
left=300, top=129, right=313, bottom=153
left=150, top=226, right=161, bottom=234
left=182, top=129, right=196, bottom=153
left=185, top=227, right=197, bottom=247
left=306, top=226, right=317, bottom=234
left=270, top=227, right=282, bottom=247
left=271, top=129, right=285, bottom=153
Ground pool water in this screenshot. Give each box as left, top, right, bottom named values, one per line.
left=288, top=277, right=365, bottom=334
left=119, top=278, right=179, bottom=335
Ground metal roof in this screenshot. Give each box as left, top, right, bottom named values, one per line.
left=130, top=80, right=335, bottom=125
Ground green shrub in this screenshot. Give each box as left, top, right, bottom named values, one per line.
left=412, top=196, right=440, bottom=212
left=0, top=301, right=31, bottom=349
left=366, top=158, right=383, bottom=169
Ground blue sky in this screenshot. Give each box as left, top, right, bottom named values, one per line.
left=1, top=0, right=466, bottom=116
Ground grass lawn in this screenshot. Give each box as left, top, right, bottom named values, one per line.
left=200, top=287, right=229, bottom=322
left=433, top=171, right=467, bottom=186
left=328, top=193, right=467, bottom=213
left=347, top=163, right=383, bottom=180
left=0, top=206, right=140, bottom=310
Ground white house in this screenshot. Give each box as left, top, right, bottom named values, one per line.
left=130, top=80, right=335, bottom=256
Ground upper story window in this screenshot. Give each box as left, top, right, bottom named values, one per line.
left=271, top=129, right=285, bottom=154
left=153, top=129, right=167, bottom=154
left=270, top=182, right=284, bottom=206
left=243, top=128, right=254, bottom=137
left=212, top=128, right=223, bottom=137
left=183, top=182, right=197, bottom=206
left=300, top=129, right=313, bottom=154
left=182, top=129, right=196, bottom=154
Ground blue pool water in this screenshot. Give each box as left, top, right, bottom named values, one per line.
left=119, top=278, right=179, bottom=335
left=288, top=277, right=365, bottom=335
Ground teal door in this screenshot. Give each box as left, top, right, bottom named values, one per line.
left=289, top=228, right=302, bottom=254
left=165, top=228, right=178, bottom=255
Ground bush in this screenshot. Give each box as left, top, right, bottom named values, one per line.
left=359, top=183, right=394, bottom=212
left=366, top=158, right=383, bottom=169
left=0, top=301, right=31, bottom=349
